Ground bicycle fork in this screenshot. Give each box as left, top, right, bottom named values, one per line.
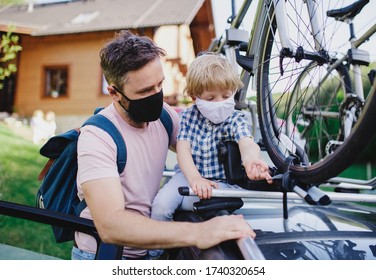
left=274, top=0, right=330, bottom=75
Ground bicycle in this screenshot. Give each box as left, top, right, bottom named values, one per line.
left=210, top=0, right=376, bottom=185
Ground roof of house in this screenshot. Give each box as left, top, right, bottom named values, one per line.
left=0, top=0, right=205, bottom=36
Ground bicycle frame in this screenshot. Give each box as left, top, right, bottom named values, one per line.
left=349, top=23, right=376, bottom=99
left=215, top=0, right=328, bottom=117
left=222, top=0, right=375, bottom=93
left=216, top=0, right=330, bottom=140
left=218, top=0, right=375, bottom=140
left=296, top=22, right=376, bottom=139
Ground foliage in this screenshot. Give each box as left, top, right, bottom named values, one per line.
left=0, top=28, right=22, bottom=89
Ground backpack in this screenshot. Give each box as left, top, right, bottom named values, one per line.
left=36, top=107, right=173, bottom=243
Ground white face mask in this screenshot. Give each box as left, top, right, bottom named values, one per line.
left=195, top=95, right=235, bottom=124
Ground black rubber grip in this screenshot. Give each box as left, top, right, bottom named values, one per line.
left=178, top=186, right=190, bottom=196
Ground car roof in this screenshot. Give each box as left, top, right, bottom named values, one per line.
left=236, top=198, right=376, bottom=260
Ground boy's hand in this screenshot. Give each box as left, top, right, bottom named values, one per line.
left=238, top=137, right=272, bottom=184
left=244, top=159, right=273, bottom=184
left=190, top=176, right=218, bottom=199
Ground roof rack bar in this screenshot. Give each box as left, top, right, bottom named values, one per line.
left=178, top=187, right=376, bottom=203
left=236, top=236, right=265, bottom=260
left=320, top=182, right=374, bottom=190
left=323, top=192, right=376, bottom=203
left=325, top=176, right=376, bottom=187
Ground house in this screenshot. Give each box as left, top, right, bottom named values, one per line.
left=0, top=0, right=215, bottom=132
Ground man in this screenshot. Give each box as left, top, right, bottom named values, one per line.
left=72, top=30, right=255, bottom=260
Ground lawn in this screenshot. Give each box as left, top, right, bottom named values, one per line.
left=0, top=122, right=72, bottom=259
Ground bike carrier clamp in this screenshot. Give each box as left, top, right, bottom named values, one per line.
left=280, top=155, right=332, bottom=218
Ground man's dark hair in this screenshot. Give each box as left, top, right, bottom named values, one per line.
left=100, top=30, right=166, bottom=88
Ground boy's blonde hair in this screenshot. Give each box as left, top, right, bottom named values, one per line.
left=184, top=54, right=243, bottom=98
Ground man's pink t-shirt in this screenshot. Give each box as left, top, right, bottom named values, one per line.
left=75, top=102, right=179, bottom=258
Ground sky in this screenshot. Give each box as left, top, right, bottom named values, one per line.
left=211, top=0, right=253, bottom=37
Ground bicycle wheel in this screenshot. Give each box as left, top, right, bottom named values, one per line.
left=255, top=1, right=376, bottom=183
left=285, top=62, right=352, bottom=162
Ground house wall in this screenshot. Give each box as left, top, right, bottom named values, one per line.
left=13, top=28, right=193, bottom=132
left=15, top=31, right=115, bottom=118
left=155, top=25, right=196, bottom=103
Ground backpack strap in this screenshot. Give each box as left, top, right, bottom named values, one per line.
left=82, top=114, right=127, bottom=174
left=160, top=107, right=173, bottom=145
left=75, top=114, right=127, bottom=215
left=76, top=108, right=172, bottom=215
left=38, top=158, right=55, bottom=181
left=83, top=106, right=172, bottom=172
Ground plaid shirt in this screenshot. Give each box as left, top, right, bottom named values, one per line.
left=177, top=105, right=252, bottom=180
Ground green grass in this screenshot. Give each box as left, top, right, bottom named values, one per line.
left=0, top=123, right=72, bottom=259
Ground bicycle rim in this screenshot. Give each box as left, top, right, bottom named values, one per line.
left=256, top=1, right=376, bottom=183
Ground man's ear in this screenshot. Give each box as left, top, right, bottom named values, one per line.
left=107, top=86, right=120, bottom=101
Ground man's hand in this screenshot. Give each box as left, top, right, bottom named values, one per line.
left=195, top=215, right=256, bottom=249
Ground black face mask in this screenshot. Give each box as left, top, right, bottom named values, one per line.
left=114, top=87, right=164, bottom=123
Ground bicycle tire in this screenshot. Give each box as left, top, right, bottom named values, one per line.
left=255, top=1, right=376, bottom=183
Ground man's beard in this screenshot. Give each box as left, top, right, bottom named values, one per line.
left=124, top=108, right=144, bottom=126
left=119, top=100, right=145, bottom=126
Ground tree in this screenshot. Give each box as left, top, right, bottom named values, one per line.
left=0, top=28, right=22, bottom=90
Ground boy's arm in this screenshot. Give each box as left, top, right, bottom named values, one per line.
left=177, top=140, right=218, bottom=198
left=238, top=137, right=273, bottom=183
left=176, top=140, right=201, bottom=182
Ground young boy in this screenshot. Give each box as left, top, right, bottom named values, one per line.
left=149, top=53, right=272, bottom=258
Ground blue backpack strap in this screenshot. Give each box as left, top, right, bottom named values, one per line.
left=75, top=114, right=126, bottom=215
left=82, top=107, right=170, bottom=173
left=76, top=108, right=171, bottom=215
left=160, top=107, right=173, bottom=145
left=93, top=107, right=104, bottom=115
left=82, top=114, right=127, bottom=174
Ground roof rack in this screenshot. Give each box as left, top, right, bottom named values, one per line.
left=178, top=186, right=376, bottom=204
left=321, top=176, right=376, bottom=190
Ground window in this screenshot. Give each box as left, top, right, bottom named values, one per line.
left=44, top=66, right=68, bottom=98
left=102, top=74, right=109, bottom=95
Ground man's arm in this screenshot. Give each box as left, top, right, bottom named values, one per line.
left=82, top=177, right=254, bottom=249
